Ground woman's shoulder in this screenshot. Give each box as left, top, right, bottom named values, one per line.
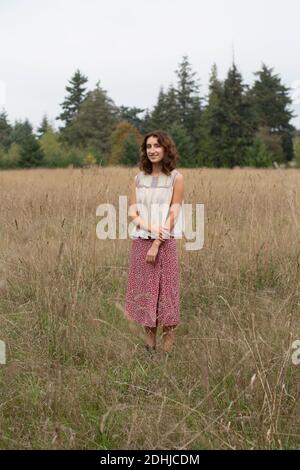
left=171, top=168, right=183, bottom=176
left=134, top=171, right=145, bottom=187
left=171, top=168, right=183, bottom=182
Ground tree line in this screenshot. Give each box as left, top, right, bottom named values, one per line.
left=0, top=56, right=299, bottom=169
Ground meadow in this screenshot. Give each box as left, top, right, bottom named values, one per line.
left=0, top=166, right=300, bottom=450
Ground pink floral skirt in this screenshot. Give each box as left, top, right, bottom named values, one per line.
left=124, top=238, right=180, bottom=328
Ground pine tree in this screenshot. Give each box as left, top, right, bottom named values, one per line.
left=196, top=64, right=224, bottom=166
left=249, top=64, right=295, bottom=162
left=220, top=63, right=256, bottom=167
left=244, top=138, right=274, bottom=167
left=37, top=114, right=52, bottom=139
left=140, top=108, right=153, bottom=134
left=148, top=85, right=180, bottom=132
left=0, top=110, right=12, bottom=151
left=164, top=85, right=181, bottom=128
left=19, top=135, right=44, bottom=168
left=119, top=106, right=145, bottom=134
left=174, top=55, right=201, bottom=131
left=174, top=55, right=203, bottom=161
left=10, top=119, right=34, bottom=145
left=169, top=122, right=194, bottom=167
left=56, top=69, right=88, bottom=143
left=71, top=81, right=118, bottom=163
left=149, top=86, right=168, bottom=130
left=10, top=119, right=44, bottom=168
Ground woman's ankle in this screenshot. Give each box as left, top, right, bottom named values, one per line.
left=144, top=326, right=157, bottom=349
left=162, top=327, right=176, bottom=352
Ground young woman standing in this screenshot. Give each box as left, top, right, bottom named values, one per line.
left=124, top=130, right=184, bottom=356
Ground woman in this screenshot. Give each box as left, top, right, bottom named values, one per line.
left=124, top=130, right=184, bottom=356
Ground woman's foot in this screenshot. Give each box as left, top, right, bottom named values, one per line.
left=144, top=344, right=157, bottom=359
left=144, top=326, right=157, bottom=351
left=162, top=326, right=176, bottom=353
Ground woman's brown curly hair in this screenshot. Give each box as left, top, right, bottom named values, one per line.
left=139, top=130, right=178, bottom=175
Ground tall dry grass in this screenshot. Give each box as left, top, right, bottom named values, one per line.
left=0, top=166, right=300, bottom=450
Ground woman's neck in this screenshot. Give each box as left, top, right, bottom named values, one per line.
left=151, top=163, right=163, bottom=176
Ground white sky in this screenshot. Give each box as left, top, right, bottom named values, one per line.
left=0, top=0, right=299, bottom=131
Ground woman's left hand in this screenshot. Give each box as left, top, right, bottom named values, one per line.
left=146, top=243, right=159, bottom=265
left=158, top=225, right=170, bottom=241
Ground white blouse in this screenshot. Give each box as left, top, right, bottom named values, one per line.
left=130, top=168, right=184, bottom=239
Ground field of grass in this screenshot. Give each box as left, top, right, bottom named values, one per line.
left=0, top=166, right=300, bottom=450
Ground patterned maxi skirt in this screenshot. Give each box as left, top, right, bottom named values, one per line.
left=124, top=238, right=180, bottom=328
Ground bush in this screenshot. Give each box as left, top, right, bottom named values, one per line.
left=244, top=138, right=274, bottom=167
left=83, top=152, right=97, bottom=166
left=63, top=147, right=85, bottom=167
left=110, top=121, right=142, bottom=165
left=120, top=134, right=140, bottom=166
left=40, top=130, right=64, bottom=167
left=6, top=143, right=22, bottom=168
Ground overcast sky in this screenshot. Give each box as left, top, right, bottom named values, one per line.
left=1, top=0, right=300, bottom=131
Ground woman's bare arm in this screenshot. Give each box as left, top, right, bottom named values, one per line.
left=163, top=173, right=184, bottom=233
left=128, top=177, right=151, bottom=232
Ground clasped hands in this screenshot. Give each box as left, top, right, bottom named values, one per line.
left=146, top=224, right=171, bottom=265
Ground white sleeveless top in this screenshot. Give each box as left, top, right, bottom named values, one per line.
left=130, top=169, right=184, bottom=239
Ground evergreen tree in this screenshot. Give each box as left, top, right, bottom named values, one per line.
left=149, top=86, right=168, bottom=130
left=249, top=64, right=295, bottom=162
left=0, top=110, right=12, bottom=151
left=149, top=85, right=180, bottom=132
left=220, top=63, right=256, bottom=167
left=9, top=119, right=44, bottom=168
left=255, top=126, right=284, bottom=162
left=19, top=134, right=44, bottom=168
left=196, top=64, right=224, bottom=166
left=10, top=119, right=34, bottom=145
left=281, top=132, right=294, bottom=162
left=0, top=146, right=6, bottom=168
left=121, top=134, right=140, bottom=166
left=70, top=81, right=118, bottom=163
left=140, top=108, right=153, bottom=134
left=37, top=114, right=52, bottom=138
left=56, top=69, right=88, bottom=143
left=164, top=85, right=181, bottom=127
left=169, top=122, right=194, bottom=167
left=175, top=56, right=202, bottom=148
left=244, top=137, right=274, bottom=167
left=174, top=55, right=203, bottom=162
left=174, top=55, right=202, bottom=131
left=119, top=106, right=145, bottom=134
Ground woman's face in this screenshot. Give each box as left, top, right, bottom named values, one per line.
left=146, top=136, right=165, bottom=163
